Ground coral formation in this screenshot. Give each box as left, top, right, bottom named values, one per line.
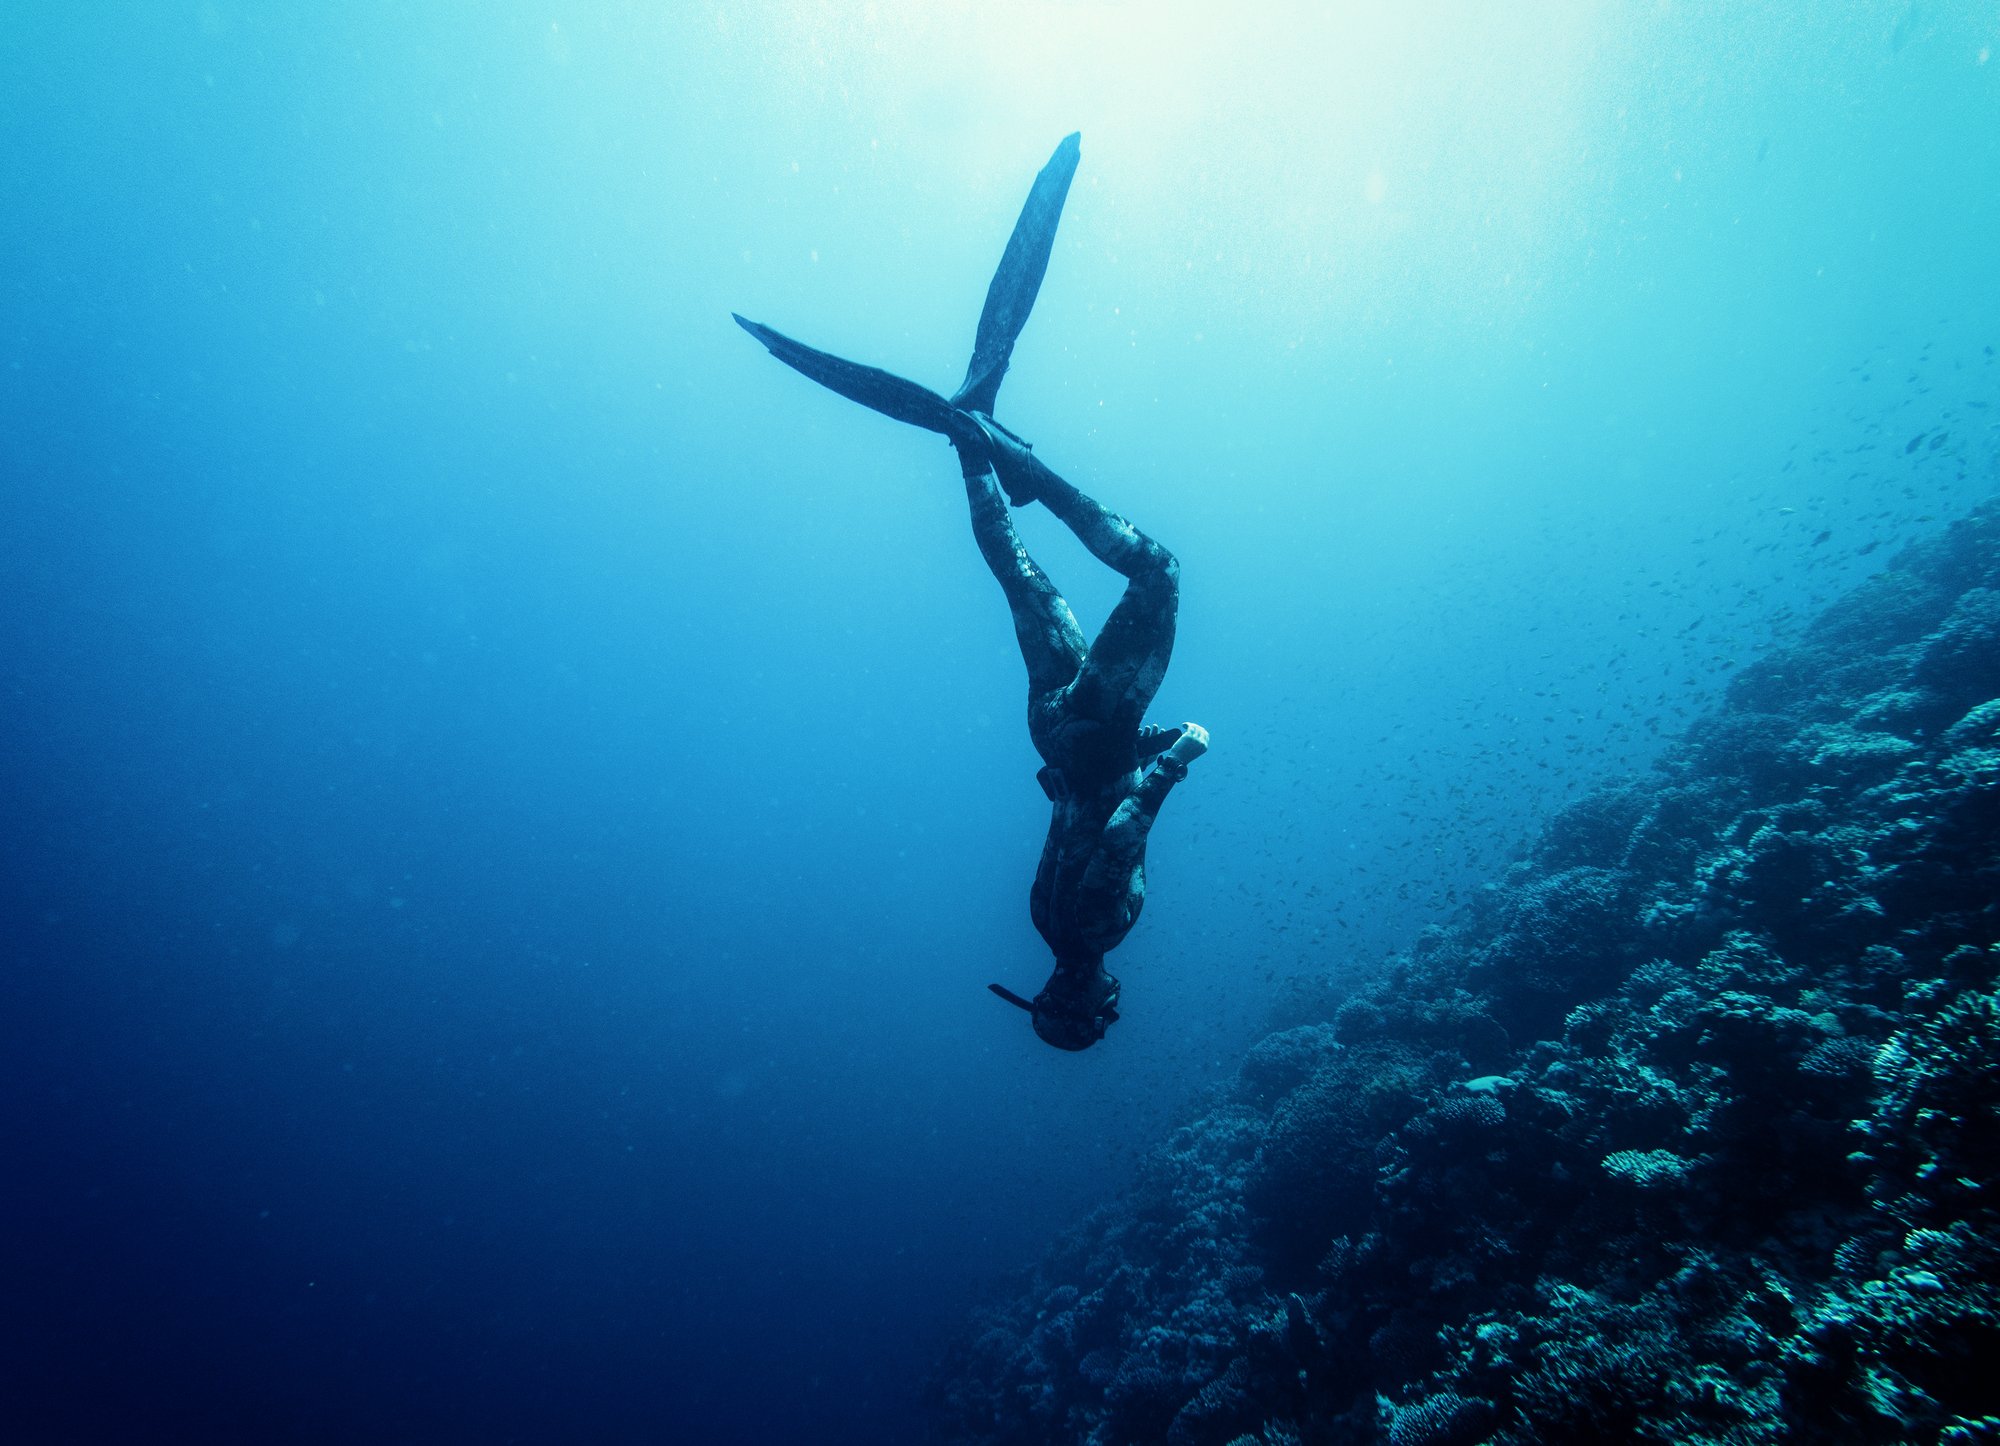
left=929, top=500, right=2000, bottom=1444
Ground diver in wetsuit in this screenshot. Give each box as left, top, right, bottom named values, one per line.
left=943, top=410, right=1208, bottom=1050
left=733, top=133, right=1207, bottom=1050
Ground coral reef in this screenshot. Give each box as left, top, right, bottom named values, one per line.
left=929, top=500, right=2000, bottom=1444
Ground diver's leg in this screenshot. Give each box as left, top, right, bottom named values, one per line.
left=956, top=445, right=1087, bottom=696
left=967, top=422, right=1181, bottom=725
left=975, top=420, right=1171, bottom=581
left=1069, top=536, right=1179, bottom=733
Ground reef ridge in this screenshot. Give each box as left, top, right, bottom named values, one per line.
left=930, top=498, right=2000, bottom=1445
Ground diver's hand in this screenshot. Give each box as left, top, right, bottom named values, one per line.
left=1165, top=723, right=1210, bottom=768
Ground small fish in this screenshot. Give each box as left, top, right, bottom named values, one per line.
left=1811, top=530, right=1833, bottom=546
left=1905, top=434, right=1925, bottom=453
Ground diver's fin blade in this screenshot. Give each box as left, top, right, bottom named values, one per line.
left=733, top=313, right=957, bottom=434
left=950, top=132, right=1081, bottom=414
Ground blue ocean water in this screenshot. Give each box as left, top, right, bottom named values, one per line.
left=2, top=4, right=1993, bottom=1442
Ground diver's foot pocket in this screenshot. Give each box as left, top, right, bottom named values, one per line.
left=971, top=413, right=1043, bottom=506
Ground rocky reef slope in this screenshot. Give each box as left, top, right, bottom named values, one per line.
left=930, top=500, right=2000, bottom=1445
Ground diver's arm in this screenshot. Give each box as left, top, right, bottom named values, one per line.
left=1088, top=727, right=1206, bottom=882
left=1028, top=825, right=1061, bottom=944
left=1088, top=763, right=1179, bottom=883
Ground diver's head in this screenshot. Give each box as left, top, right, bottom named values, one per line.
left=988, top=967, right=1120, bottom=1052
left=1031, top=994, right=1117, bottom=1050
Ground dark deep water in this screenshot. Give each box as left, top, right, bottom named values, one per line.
left=2, top=5, right=1996, bottom=1443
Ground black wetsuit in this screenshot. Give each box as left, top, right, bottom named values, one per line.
left=956, top=433, right=1187, bottom=1015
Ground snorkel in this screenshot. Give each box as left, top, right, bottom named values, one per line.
left=989, top=983, right=1039, bottom=1013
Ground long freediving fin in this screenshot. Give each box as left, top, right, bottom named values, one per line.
left=951, top=132, right=1082, bottom=416
left=731, top=313, right=959, bottom=434
left=733, top=133, right=1080, bottom=431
